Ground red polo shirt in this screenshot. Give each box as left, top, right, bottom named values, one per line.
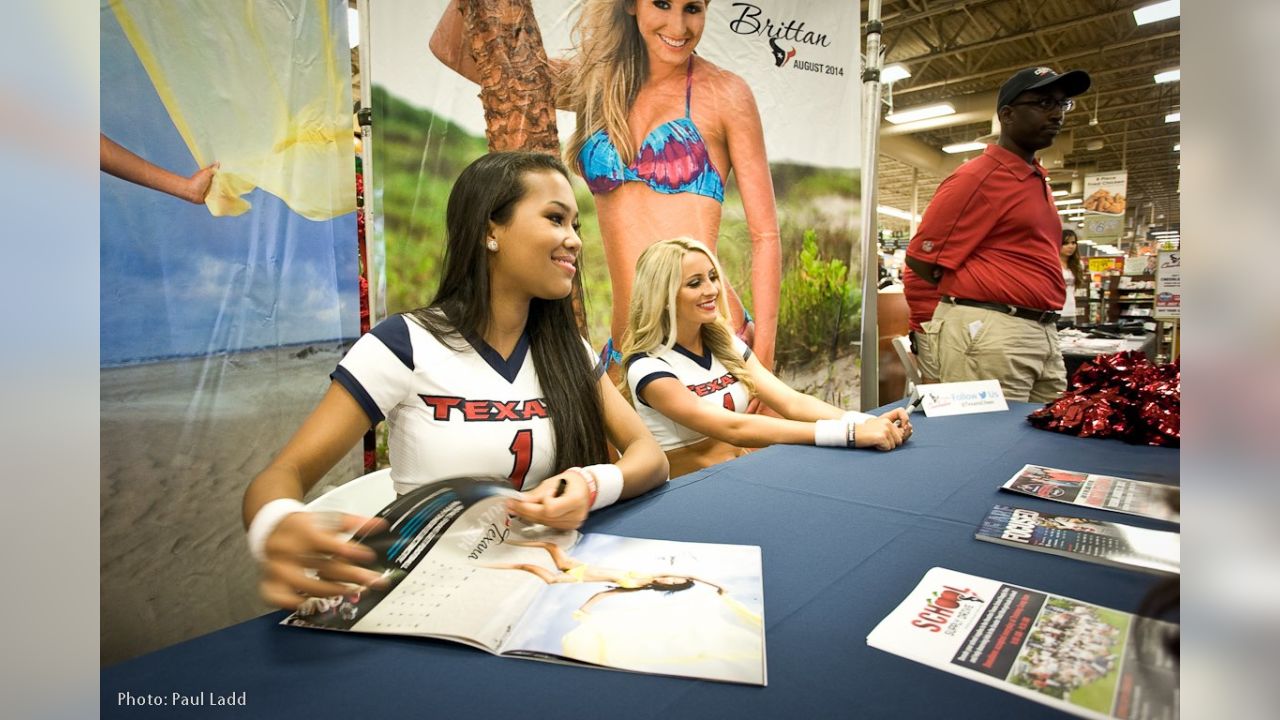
left=902, top=266, right=939, bottom=333
left=906, top=144, right=1065, bottom=311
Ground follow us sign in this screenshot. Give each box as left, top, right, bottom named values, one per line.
left=919, top=380, right=1009, bottom=417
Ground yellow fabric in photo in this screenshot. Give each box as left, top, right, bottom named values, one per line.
left=108, top=0, right=355, bottom=220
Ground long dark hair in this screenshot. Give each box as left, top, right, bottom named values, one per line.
left=410, top=152, right=608, bottom=472
left=1061, top=228, right=1083, bottom=279
left=611, top=577, right=697, bottom=595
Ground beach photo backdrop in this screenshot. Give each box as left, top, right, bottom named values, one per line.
left=100, top=0, right=360, bottom=664
left=367, top=0, right=863, bottom=368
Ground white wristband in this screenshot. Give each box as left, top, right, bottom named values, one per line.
left=814, top=419, right=853, bottom=448
left=582, top=463, right=624, bottom=511
left=841, top=410, right=874, bottom=425
left=247, top=498, right=307, bottom=562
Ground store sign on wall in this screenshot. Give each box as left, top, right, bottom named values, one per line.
left=1087, top=256, right=1124, bottom=273
left=1155, top=250, right=1181, bottom=319
left=1081, top=171, right=1128, bottom=242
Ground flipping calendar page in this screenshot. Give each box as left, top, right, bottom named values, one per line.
left=282, top=477, right=766, bottom=685
left=1001, top=464, right=1179, bottom=523
left=867, top=567, right=1178, bottom=719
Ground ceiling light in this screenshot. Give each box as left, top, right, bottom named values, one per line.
left=882, top=64, right=911, bottom=84
left=1057, top=209, right=1086, bottom=216
left=348, top=7, right=360, bottom=49
left=941, top=141, right=986, bottom=154
left=885, top=102, right=956, bottom=125
left=1085, top=139, right=1105, bottom=151
left=1052, top=190, right=1069, bottom=197
left=878, top=205, right=922, bottom=222
left=1154, top=68, right=1180, bottom=84
left=1055, top=198, right=1083, bottom=206
left=1078, top=239, right=1095, bottom=245
left=1133, top=0, right=1179, bottom=25
left=1165, top=112, right=1180, bottom=123
left=1173, top=144, right=1180, bottom=151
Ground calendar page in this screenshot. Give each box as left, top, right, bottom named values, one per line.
left=283, top=478, right=568, bottom=651
left=281, top=477, right=766, bottom=685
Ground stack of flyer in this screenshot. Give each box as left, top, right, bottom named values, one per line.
left=979, top=464, right=1180, bottom=575
left=1000, top=464, right=1179, bottom=523
left=975, top=505, right=1178, bottom=576
left=868, top=567, right=1178, bottom=719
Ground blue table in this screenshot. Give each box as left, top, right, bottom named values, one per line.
left=102, top=402, right=1178, bottom=718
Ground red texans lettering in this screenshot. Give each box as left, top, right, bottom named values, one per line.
left=420, top=395, right=549, bottom=421
left=687, top=373, right=737, bottom=397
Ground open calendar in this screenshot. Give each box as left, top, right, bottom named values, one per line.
left=283, top=478, right=767, bottom=685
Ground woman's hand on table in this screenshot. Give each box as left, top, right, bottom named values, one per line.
left=855, top=411, right=912, bottom=451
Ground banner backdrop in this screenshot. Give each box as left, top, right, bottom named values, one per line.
left=368, top=0, right=861, bottom=344
left=100, top=0, right=360, bottom=664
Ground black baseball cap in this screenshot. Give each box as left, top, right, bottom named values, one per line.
left=997, top=67, right=1092, bottom=110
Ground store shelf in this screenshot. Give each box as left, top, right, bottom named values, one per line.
left=1099, top=271, right=1157, bottom=323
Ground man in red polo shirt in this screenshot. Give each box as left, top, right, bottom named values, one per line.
left=902, top=266, right=940, bottom=382
left=905, top=66, right=1091, bottom=402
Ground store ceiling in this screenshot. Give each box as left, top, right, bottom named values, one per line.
left=864, top=0, right=1180, bottom=237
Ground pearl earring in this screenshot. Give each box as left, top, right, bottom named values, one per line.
left=486, top=240, right=498, bottom=252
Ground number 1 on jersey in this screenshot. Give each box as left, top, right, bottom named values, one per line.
left=508, top=428, right=533, bottom=489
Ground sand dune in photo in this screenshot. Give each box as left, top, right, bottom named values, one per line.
left=101, top=342, right=362, bottom=665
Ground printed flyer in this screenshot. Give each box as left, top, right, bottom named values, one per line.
left=1001, top=465, right=1179, bottom=523
left=868, top=567, right=1179, bottom=719
left=976, top=505, right=1179, bottom=575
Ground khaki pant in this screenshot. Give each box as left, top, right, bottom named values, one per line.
left=918, top=302, right=1066, bottom=403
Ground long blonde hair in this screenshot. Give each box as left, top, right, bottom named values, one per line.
left=617, top=237, right=755, bottom=401
left=559, top=0, right=650, bottom=168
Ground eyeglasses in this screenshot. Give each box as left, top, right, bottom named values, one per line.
left=1008, top=97, right=1075, bottom=112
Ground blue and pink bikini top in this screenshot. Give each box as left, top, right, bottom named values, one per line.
left=577, top=58, right=725, bottom=203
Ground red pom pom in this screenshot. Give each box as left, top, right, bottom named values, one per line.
left=1028, top=351, right=1178, bottom=447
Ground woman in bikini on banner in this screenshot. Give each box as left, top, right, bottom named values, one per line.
left=432, top=0, right=781, bottom=374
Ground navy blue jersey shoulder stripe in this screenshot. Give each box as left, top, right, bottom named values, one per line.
left=331, top=366, right=383, bottom=425
left=369, top=315, right=414, bottom=370
left=634, top=370, right=678, bottom=407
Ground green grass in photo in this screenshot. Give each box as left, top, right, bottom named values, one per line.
left=1064, top=608, right=1130, bottom=713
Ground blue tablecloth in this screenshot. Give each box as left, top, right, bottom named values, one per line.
left=102, top=402, right=1178, bottom=719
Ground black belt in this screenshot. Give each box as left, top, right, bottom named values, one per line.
left=941, top=295, right=1060, bottom=325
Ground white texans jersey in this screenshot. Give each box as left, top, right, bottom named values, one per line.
left=334, top=314, right=602, bottom=495
left=626, top=337, right=753, bottom=450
